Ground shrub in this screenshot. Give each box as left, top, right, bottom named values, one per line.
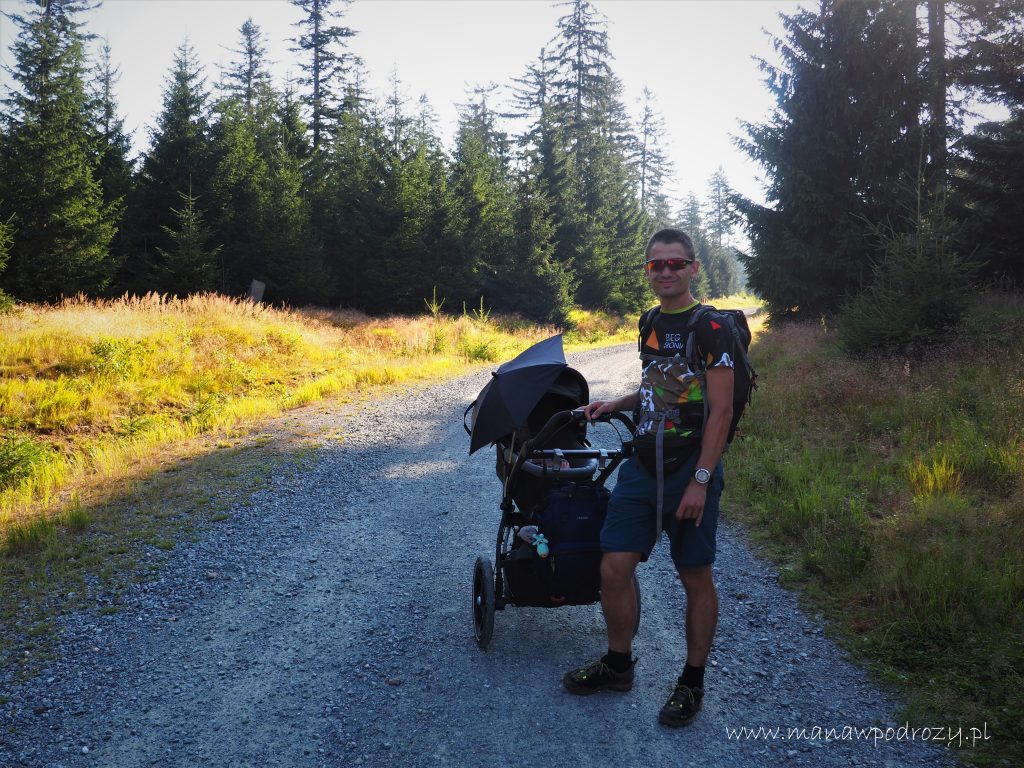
left=838, top=194, right=981, bottom=353
left=0, top=435, right=50, bottom=491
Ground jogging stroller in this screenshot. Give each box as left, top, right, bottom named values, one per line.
left=464, top=335, right=637, bottom=649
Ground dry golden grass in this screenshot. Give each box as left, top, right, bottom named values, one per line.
left=0, top=293, right=631, bottom=530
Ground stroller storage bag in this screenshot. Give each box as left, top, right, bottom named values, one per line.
left=503, top=482, right=608, bottom=606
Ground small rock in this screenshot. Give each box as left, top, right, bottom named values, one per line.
left=385, top=678, right=401, bottom=686
left=81, top=746, right=89, bottom=755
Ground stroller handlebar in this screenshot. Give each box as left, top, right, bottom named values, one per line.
left=570, top=408, right=637, bottom=435
left=520, top=456, right=601, bottom=479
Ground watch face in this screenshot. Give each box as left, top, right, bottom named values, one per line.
left=695, top=468, right=711, bottom=484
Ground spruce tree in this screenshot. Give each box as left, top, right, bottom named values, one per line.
left=678, top=192, right=712, bottom=300
left=0, top=0, right=117, bottom=301
left=290, top=0, right=357, bottom=153
left=321, top=71, right=385, bottom=309
left=509, top=172, right=573, bottom=324
left=513, top=48, right=583, bottom=288
left=451, top=86, right=516, bottom=310
left=154, top=187, right=220, bottom=295
left=89, top=40, right=133, bottom=284
left=209, top=20, right=330, bottom=304
left=208, top=98, right=272, bottom=294
left=735, top=0, right=925, bottom=321
left=220, top=19, right=274, bottom=119
left=701, top=168, right=742, bottom=297
left=952, top=0, right=1024, bottom=283
left=89, top=42, right=133, bottom=207
left=357, top=76, right=462, bottom=314
left=543, top=0, right=649, bottom=312
left=0, top=215, right=13, bottom=308
left=122, top=40, right=214, bottom=292
left=634, top=87, right=674, bottom=228
left=705, top=166, right=732, bottom=248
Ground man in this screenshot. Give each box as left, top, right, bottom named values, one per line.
left=563, top=227, right=734, bottom=728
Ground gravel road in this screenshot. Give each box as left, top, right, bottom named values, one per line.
left=1, top=343, right=958, bottom=768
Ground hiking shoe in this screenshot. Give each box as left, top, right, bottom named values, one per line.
left=658, top=682, right=703, bottom=727
left=562, top=659, right=635, bottom=695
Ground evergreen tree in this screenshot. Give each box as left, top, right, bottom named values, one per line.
left=122, top=40, right=214, bottom=292
left=543, top=0, right=649, bottom=312
left=320, top=72, right=386, bottom=308
left=278, top=74, right=312, bottom=165
left=154, top=187, right=220, bottom=295
left=705, top=166, right=732, bottom=248
left=677, top=192, right=712, bottom=300
left=220, top=19, right=274, bottom=119
left=208, top=98, right=272, bottom=294
left=408, top=94, right=466, bottom=310
left=352, top=76, right=462, bottom=314
left=926, top=0, right=948, bottom=193
left=509, top=172, right=573, bottom=323
left=512, top=47, right=583, bottom=288
left=289, top=0, right=357, bottom=153
left=0, top=0, right=117, bottom=301
left=701, top=167, right=742, bottom=297
left=634, top=87, right=674, bottom=228
left=89, top=40, right=133, bottom=281
left=89, top=42, right=133, bottom=208
left=209, top=20, right=330, bottom=303
left=702, top=243, right=741, bottom=298
left=451, top=86, right=515, bottom=309
left=735, top=0, right=926, bottom=321
left=0, top=215, right=13, bottom=308
left=953, top=0, right=1024, bottom=283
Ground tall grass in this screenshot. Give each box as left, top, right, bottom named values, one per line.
left=729, top=291, right=1024, bottom=765
left=0, top=293, right=634, bottom=532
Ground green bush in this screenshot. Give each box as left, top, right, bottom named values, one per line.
left=838, top=196, right=981, bottom=353
left=0, top=435, right=50, bottom=491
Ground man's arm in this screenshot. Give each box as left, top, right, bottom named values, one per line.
left=582, top=389, right=639, bottom=421
left=675, top=366, right=733, bottom=525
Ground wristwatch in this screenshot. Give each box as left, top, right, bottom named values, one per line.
left=694, top=467, right=712, bottom=485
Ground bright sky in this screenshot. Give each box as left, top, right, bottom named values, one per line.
left=0, top=0, right=807, bottom=209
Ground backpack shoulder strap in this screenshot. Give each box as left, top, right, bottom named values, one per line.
left=684, top=304, right=714, bottom=369
left=637, top=306, right=660, bottom=354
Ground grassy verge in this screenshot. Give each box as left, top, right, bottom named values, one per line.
left=729, top=291, right=1023, bottom=766
left=0, top=292, right=634, bottom=672
left=0, top=293, right=631, bottom=528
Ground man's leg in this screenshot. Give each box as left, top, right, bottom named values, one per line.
left=678, top=564, right=718, bottom=666
left=562, top=551, right=643, bottom=695
left=564, top=456, right=651, bottom=696
left=601, top=551, right=644, bottom=653
left=658, top=564, right=718, bottom=726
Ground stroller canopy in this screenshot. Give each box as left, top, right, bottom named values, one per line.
left=467, top=335, right=589, bottom=453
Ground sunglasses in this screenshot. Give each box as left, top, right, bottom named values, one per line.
left=643, top=258, right=694, bottom=274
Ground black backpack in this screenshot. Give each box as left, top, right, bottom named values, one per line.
left=638, top=304, right=758, bottom=443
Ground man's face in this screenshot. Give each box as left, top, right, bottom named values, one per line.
left=645, top=241, right=697, bottom=301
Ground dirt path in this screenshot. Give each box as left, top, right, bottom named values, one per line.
left=0, top=344, right=955, bottom=767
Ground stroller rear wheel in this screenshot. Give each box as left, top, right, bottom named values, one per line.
left=472, top=557, right=496, bottom=649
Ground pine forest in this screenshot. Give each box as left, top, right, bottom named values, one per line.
left=0, top=0, right=1022, bottom=347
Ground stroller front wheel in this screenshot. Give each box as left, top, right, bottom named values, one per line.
left=472, top=556, right=496, bottom=649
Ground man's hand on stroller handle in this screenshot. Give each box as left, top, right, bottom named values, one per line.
left=581, top=401, right=613, bottom=421
left=582, top=391, right=638, bottom=422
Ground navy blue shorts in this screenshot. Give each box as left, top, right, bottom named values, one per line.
left=600, top=454, right=723, bottom=569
